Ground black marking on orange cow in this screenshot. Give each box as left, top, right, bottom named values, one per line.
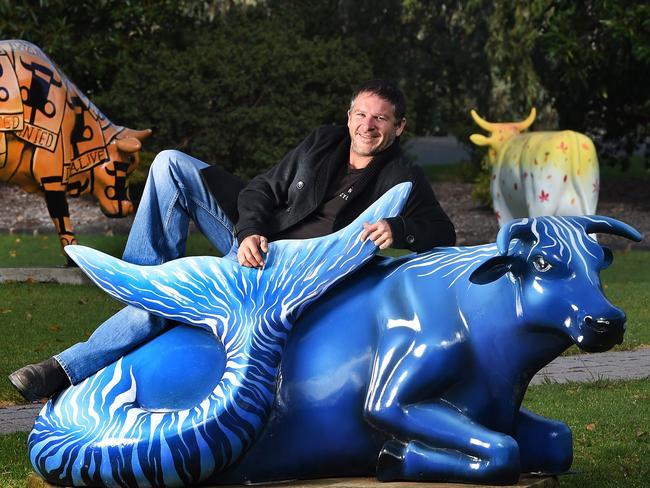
left=44, top=189, right=70, bottom=220
left=19, top=58, right=62, bottom=123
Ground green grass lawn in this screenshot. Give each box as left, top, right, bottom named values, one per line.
left=0, top=379, right=647, bottom=487
left=0, top=233, right=219, bottom=267
left=0, top=283, right=123, bottom=406
left=598, top=249, right=650, bottom=351
left=524, top=379, right=650, bottom=488
left=0, top=432, right=29, bottom=488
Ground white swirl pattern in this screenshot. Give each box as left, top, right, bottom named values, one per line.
left=390, top=215, right=634, bottom=288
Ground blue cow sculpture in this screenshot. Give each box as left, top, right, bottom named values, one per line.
left=28, top=183, right=641, bottom=486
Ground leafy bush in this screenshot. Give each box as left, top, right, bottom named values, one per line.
left=471, top=158, right=493, bottom=209
left=98, top=8, right=371, bottom=180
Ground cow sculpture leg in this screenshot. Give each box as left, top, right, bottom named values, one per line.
left=490, top=182, right=515, bottom=226
left=44, top=189, right=77, bottom=264
left=515, top=408, right=572, bottom=474
left=364, top=325, right=520, bottom=484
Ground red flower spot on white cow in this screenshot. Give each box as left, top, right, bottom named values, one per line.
left=523, top=172, right=528, bottom=178
left=571, top=198, right=576, bottom=205
left=593, top=179, right=599, bottom=193
left=558, top=141, right=568, bottom=153
left=563, top=174, right=568, bottom=182
left=581, top=143, right=590, bottom=151
left=495, top=211, right=501, bottom=221
left=539, top=190, right=550, bottom=203
left=547, top=174, right=552, bottom=179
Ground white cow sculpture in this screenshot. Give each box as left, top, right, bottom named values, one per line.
left=470, top=108, right=599, bottom=226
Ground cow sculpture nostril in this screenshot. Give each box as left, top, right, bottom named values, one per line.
left=584, top=315, right=624, bottom=334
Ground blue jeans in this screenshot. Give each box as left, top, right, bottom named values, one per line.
left=56, top=150, right=237, bottom=384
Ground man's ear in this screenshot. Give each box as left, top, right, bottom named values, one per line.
left=469, top=255, right=520, bottom=285
left=396, top=117, right=406, bottom=137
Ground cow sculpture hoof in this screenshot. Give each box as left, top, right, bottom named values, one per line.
left=28, top=197, right=642, bottom=486
left=376, top=440, right=405, bottom=481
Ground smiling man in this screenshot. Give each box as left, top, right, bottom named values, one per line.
left=232, top=79, right=455, bottom=267
left=9, top=79, right=456, bottom=403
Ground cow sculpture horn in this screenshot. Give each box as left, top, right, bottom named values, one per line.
left=515, top=107, right=536, bottom=131
left=575, top=216, right=643, bottom=242
left=496, top=219, right=536, bottom=255
left=122, top=128, right=153, bottom=141
left=496, top=216, right=643, bottom=256
left=470, top=110, right=494, bottom=132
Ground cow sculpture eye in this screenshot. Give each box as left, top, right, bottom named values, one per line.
left=533, top=255, right=552, bottom=272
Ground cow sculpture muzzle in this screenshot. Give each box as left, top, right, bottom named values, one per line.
left=578, top=308, right=627, bottom=352
left=94, top=130, right=150, bottom=218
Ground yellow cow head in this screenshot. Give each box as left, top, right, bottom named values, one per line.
left=469, top=108, right=537, bottom=163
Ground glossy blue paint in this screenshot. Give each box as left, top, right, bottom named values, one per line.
left=28, top=207, right=642, bottom=487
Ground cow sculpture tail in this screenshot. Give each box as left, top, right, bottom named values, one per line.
left=28, top=183, right=412, bottom=487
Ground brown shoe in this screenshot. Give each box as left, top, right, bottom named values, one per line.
left=8, top=357, right=70, bottom=402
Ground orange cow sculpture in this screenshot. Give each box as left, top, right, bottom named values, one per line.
left=0, top=40, right=150, bottom=257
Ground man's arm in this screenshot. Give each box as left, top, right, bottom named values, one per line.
left=235, top=129, right=319, bottom=244
left=384, top=166, right=456, bottom=252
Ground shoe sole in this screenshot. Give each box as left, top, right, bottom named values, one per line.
left=7, top=372, right=43, bottom=403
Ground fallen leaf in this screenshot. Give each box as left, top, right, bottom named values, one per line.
left=25, top=312, right=32, bottom=320
left=49, top=324, right=61, bottom=332
left=0, top=309, right=12, bottom=314
left=586, top=423, right=597, bottom=432
left=636, top=429, right=648, bottom=437
left=78, top=298, right=88, bottom=305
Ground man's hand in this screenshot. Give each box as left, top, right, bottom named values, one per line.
left=360, top=219, right=393, bottom=250
left=238, top=234, right=269, bottom=268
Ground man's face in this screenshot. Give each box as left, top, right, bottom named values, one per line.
left=347, top=92, right=406, bottom=158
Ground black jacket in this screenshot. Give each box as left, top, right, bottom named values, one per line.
left=201, top=125, right=455, bottom=252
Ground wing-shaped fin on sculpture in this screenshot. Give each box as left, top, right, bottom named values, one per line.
left=65, top=182, right=411, bottom=336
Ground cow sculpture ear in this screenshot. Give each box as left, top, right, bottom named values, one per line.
left=601, top=246, right=614, bottom=270
left=469, top=134, right=490, bottom=147
left=469, top=255, right=520, bottom=285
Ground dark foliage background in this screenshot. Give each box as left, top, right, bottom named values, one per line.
left=1, top=0, right=647, bottom=181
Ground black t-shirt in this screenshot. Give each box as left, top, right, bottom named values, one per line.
left=271, top=165, right=366, bottom=241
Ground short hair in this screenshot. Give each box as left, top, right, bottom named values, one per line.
left=350, top=79, right=406, bottom=122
